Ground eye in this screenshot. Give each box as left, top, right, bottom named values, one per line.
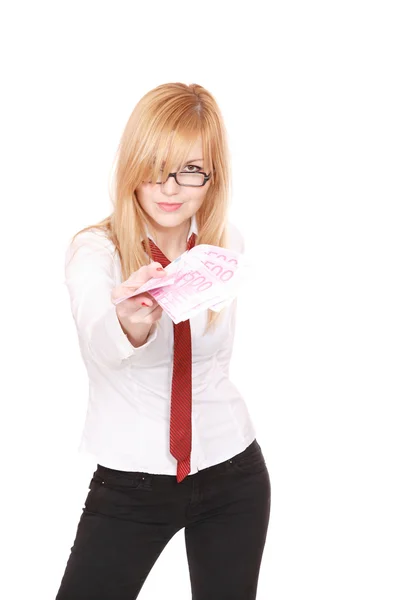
left=181, top=164, right=202, bottom=173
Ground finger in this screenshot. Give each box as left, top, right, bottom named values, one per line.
left=140, top=304, right=163, bottom=322
left=111, top=266, right=165, bottom=303
left=128, top=293, right=159, bottom=311
left=150, top=261, right=166, bottom=274
left=127, top=262, right=166, bottom=285
left=139, top=298, right=153, bottom=308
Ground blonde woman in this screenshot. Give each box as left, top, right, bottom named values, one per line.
left=56, top=82, right=271, bottom=600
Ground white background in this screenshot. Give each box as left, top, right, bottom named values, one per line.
left=1, top=1, right=399, bottom=598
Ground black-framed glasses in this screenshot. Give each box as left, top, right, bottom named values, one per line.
left=155, top=170, right=212, bottom=187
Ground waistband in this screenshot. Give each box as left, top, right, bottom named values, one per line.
left=93, top=438, right=260, bottom=488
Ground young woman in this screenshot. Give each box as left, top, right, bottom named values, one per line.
left=56, top=82, right=271, bottom=600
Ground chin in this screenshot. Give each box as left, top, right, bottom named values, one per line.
left=157, top=215, right=188, bottom=226
left=154, top=205, right=189, bottom=218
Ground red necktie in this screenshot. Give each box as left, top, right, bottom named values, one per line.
left=143, top=232, right=197, bottom=482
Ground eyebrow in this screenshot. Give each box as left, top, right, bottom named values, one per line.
left=160, top=158, right=204, bottom=165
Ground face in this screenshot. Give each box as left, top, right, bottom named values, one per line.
left=135, top=135, right=210, bottom=232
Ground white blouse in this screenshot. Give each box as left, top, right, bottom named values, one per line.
left=64, top=214, right=256, bottom=475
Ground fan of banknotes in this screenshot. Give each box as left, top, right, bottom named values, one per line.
left=112, top=244, right=249, bottom=324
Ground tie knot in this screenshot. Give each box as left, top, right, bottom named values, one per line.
left=143, top=232, right=196, bottom=266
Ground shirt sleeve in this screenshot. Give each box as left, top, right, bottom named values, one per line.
left=64, top=230, right=158, bottom=370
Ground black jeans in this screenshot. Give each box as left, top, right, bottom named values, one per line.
left=55, top=439, right=271, bottom=600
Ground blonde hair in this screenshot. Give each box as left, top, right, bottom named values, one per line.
left=71, top=82, right=231, bottom=333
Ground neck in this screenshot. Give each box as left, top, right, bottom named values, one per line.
left=147, top=217, right=192, bottom=260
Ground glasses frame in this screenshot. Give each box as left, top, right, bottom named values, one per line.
left=156, top=170, right=212, bottom=188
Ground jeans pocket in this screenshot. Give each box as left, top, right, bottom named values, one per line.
left=85, top=473, right=153, bottom=515
left=91, top=471, right=153, bottom=491
left=86, top=475, right=110, bottom=500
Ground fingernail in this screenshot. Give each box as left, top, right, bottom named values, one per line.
left=156, top=267, right=164, bottom=271
left=141, top=302, right=148, bottom=306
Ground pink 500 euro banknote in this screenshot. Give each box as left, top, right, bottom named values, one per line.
left=112, top=244, right=248, bottom=324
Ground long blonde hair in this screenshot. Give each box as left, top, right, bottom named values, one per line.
left=71, top=82, right=232, bottom=333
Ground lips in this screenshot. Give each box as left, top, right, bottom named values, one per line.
left=157, top=203, right=182, bottom=212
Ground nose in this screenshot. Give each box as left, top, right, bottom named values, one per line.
left=161, top=174, right=180, bottom=197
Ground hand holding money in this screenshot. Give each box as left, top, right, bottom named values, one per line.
left=112, top=262, right=167, bottom=346
left=112, top=245, right=247, bottom=324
